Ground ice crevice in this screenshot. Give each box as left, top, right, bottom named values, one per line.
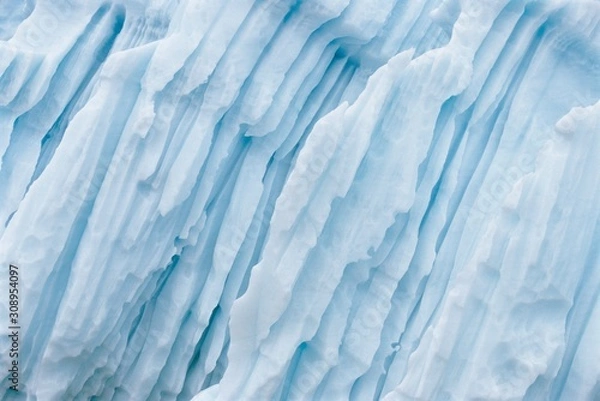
left=0, top=0, right=599, bottom=400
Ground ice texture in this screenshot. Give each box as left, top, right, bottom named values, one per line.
left=0, top=0, right=599, bottom=400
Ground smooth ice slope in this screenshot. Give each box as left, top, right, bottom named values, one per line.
left=0, top=0, right=599, bottom=400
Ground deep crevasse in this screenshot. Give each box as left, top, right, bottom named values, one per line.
left=0, top=0, right=599, bottom=400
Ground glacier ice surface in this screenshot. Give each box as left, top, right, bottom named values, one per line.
left=0, top=0, right=599, bottom=400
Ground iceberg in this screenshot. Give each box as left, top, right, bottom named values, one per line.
left=0, top=0, right=599, bottom=400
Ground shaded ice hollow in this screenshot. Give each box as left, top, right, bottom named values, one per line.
left=0, top=0, right=599, bottom=400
